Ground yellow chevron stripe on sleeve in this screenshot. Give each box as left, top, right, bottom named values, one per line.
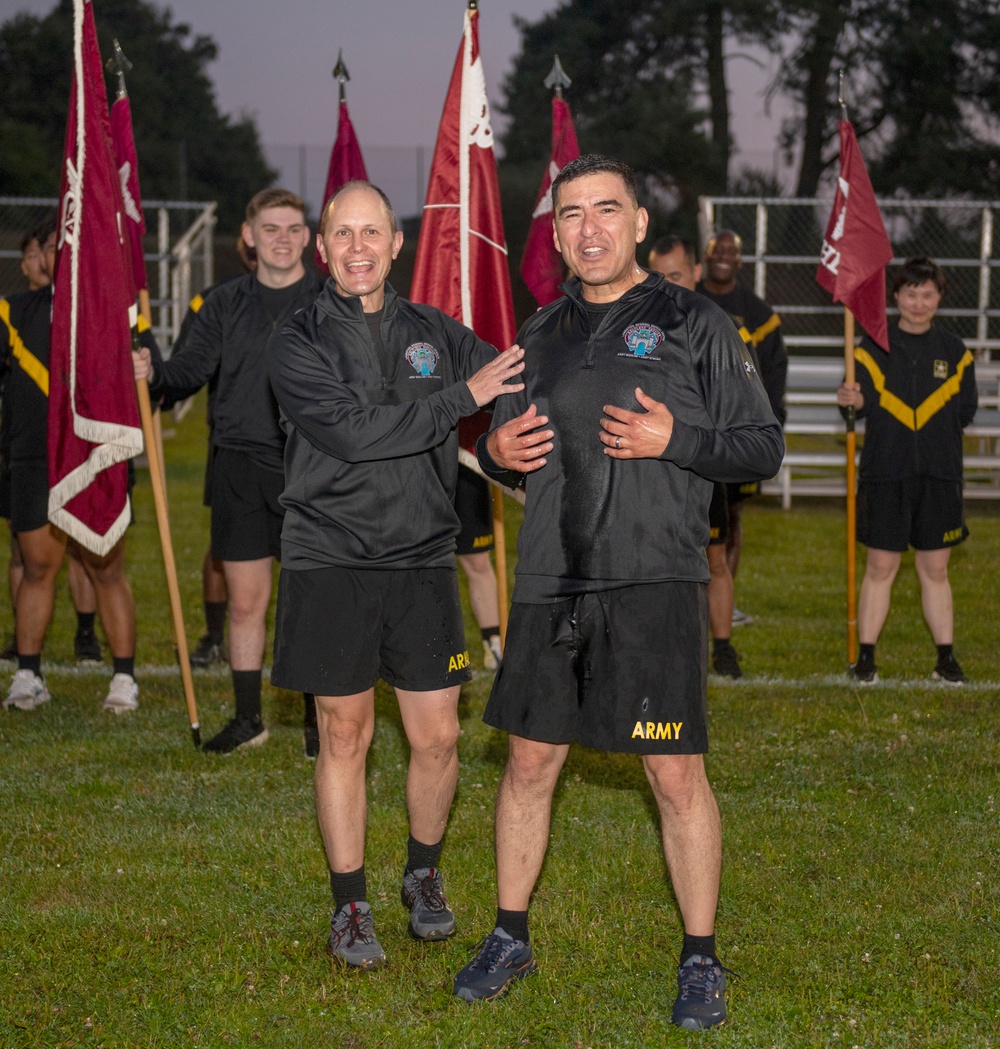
left=137, top=313, right=151, bottom=333
left=854, top=347, right=916, bottom=430
left=0, top=298, right=49, bottom=396
left=914, top=349, right=974, bottom=429
left=737, top=325, right=753, bottom=346
left=747, top=312, right=781, bottom=346
left=190, top=294, right=204, bottom=313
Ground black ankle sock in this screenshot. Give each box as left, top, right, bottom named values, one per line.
left=303, top=692, right=316, bottom=727
left=406, top=834, right=443, bottom=874
left=113, top=656, right=135, bottom=677
left=712, top=637, right=733, bottom=652
left=18, top=654, right=41, bottom=675
left=496, top=907, right=529, bottom=944
left=330, top=865, right=367, bottom=911
left=681, top=933, right=718, bottom=965
left=204, top=601, right=227, bottom=645
left=936, top=643, right=953, bottom=661
left=76, top=611, right=96, bottom=635
left=232, top=669, right=262, bottom=721
left=858, top=643, right=876, bottom=662
left=480, top=626, right=500, bottom=642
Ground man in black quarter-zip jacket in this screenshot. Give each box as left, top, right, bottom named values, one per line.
left=267, top=180, right=524, bottom=971
left=452, top=155, right=783, bottom=1029
left=134, top=188, right=323, bottom=754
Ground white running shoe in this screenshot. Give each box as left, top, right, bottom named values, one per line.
left=482, top=635, right=502, bottom=671
left=103, top=673, right=139, bottom=714
left=731, top=606, right=754, bottom=627
left=4, top=669, right=51, bottom=710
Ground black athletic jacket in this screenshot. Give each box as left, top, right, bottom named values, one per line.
left=696, top=281, right=787, bottom=426
left=269, top=281, right=495, bottom=570
left=846, top=323, right=977, bottom=482
left=149, top=270, right=324, bottom=470
left=478, top=273, right=785, bottom=602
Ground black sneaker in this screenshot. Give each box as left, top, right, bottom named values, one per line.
left=849, top=651, right=878, bottom=684
left=201, top=715, right=268, bottom=754
left=327, top=901, right=385, bottom=969
left=401, top=867, right=456, bottom=940
left=671, top=954, right=729, bottom=1030
left=932, top=653, right=968, bottom=685
left=74, top=629, right=103, bottom=666
left=453, top=928, right=536, bottom=1001
left=190, top=634, right=226, bottom=668
left=712, top=641, right=743, bottom=679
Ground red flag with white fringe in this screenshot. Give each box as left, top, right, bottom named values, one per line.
left=409, top=4, right=516, bottom=449
left=109, top=93, right=147, bottom=294
left=816, top=120, right=893, bottom=351
left=48, top=0, right=143, bottom=555
left=520, top=95, right=580, bottom=306
left=315, top=100, right=368, bottom=272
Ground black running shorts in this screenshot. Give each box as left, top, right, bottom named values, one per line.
left=9, top=460, right=49, bottom=533
left=707, top=482, right=729, bottom=546
left=857, top=476, right=968, bottom=552
left=484, top=581, right=709, bottom=755
left=210, top=447, right=284, bottom=561
left=455, top=465, right=494, bottom=556
left=272, top=565, right=472, bottom=696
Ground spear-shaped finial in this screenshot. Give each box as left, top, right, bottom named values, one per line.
left=333, top=49, right=350, bottom=105
left=544, top=55, right=572, bottom=99
left=468, top=0, right=478, bottom=10
left=838, top=69, right=849, bottom=122
left=105, top=38, right=132, bottom=99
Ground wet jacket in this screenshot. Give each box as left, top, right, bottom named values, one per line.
left=478, top=273, right=785, bottom=602
left=269, top=281, right=496, bottom=570
left=149, top=270, right=324, bottom=470
left=847, top=323, right=977, bottom=482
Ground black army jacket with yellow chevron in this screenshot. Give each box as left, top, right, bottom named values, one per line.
left=852, top=323, right=977, bottom=482
left=0, top=286, right=52, bottom=467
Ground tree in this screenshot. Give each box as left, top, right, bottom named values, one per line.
left=774, top=0, right=1000, bottom=198
left=0, top=0, right=275, bottom=227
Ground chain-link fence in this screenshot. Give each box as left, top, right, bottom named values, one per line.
left=0, top=196, right=215, bottom=350
left=698, top=196, right=1000, bottom=358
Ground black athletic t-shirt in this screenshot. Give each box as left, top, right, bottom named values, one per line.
left=257, top=277, right=308, bottom=322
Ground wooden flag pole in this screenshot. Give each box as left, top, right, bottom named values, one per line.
left=135, top=374, right=200, bottom=746
left=843, top=307, right=858, bottom=666
left=491, top=484, right=509, bottom=647
left=137, top=288, right=168, bottom=506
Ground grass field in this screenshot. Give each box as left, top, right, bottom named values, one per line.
left=2, top=394, right=998, bottom=1048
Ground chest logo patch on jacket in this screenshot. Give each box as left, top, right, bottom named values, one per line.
left=405, top=342, right=440, bottom=377
left=621, top=323, right=664, bottom=359
left=933, top=359, right=948, bottom=380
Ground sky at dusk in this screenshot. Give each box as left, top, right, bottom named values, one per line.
left=10, top=0, right=791, bottom=215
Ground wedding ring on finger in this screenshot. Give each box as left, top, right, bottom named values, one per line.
left=615, top=435, right=621, bottom=450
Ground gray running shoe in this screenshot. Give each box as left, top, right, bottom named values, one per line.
left=731, top=607, right=753, bottom=627
left=401, top=867, right=456, bottom=940
left=102, top=673, right=138, bottom=714
left=189, top=634, right=226, bottom=668
left=327, top=901, right=385, bottom=969
left=4, top=669, right=51, bottom=711
left=671, top=954, right=729, bottom=1030
left=453, top=928, right=536, bottom=1001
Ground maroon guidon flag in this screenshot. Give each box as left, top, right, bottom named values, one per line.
left=410, top=4, right=516, bottom=449
left=816, top=120, right=893, bottom=351
left=315, top=100, right=369, bottom=273
left=48, top=0, right=143, bottom=555
left=520, top=95, right=580, bottom=306
left=109, top=92, right=147, bottom=295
